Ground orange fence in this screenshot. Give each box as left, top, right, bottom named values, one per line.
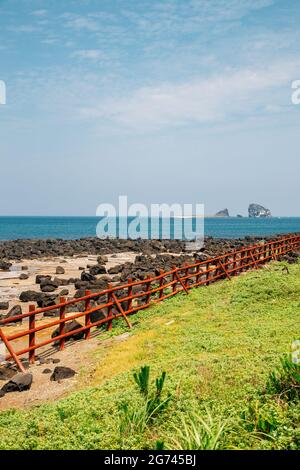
left=1, top=234, right=299, bottom=372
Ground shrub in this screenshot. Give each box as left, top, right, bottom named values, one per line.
left=265, top=355, right=300, bottom=401
left=170, top=409, right=227, bottom=450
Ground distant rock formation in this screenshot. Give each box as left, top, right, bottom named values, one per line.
left=237, top=214, right=243, bottom=218
left=248, top=203, right=271, bottom=218
left=215, top=208, right=230, bottom=217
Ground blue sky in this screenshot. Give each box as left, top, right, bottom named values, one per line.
left=0, top=0, right=299, bottom=216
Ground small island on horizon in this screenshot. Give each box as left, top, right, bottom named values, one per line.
left=214, top=203, right=272, bottom=218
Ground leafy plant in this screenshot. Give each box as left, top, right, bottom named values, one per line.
left=170, top=409, right=227, bottom=450
left=265, top=355, right=300, bottom=401
left=133, top=365, right=150, bottom=398
left=241, top=401, right=278, bottom=436
left=119, top=366, right=171, bottom=446
left=155, top=440, right=165, bottom=450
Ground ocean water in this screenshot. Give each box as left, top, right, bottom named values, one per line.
left=0, top=216, right=299, bottom=240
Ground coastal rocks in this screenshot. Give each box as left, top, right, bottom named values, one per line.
left=89, top=264, right=106, bottom=276
left=52, top=320, right=84, bottom=343
left=108, top=264, right=123, bottom=275
left=90, top=310, right=107, bottom=325
left=215, top=209, right=230, bottom=217
left=0, top=302, right=9, bottom=310
left=0, top=238, right=186, bottom=261
left=19, top=273, right=29, bottom=280
left=40, top=279, right=60, bottom=292
left=248, top=203, right=271, bottom=218
left=81, top=271, right=96, bottom=282
left=0, top=365, right=17, bottom=381
left=97, top=255, right=108, bottom=264
left=50, top=366, right=76, bottom=382
left=19, top=290, right=40, bottom=302
left=1, top=373, right=33, bottom=394
left=4, top=305, right=22, bottom=323
left=55, top=266, right=65, bottom=275
left=59, top=289, right=69, bottom=296
left=278, top=251, right=300, bottom=264
left=36, top=275, right=51, bottom=284
left=37, top=294, right=58, bottom=310
left=0, top=260, right=12, bottom=271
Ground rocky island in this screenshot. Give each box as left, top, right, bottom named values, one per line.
left=248, top=203, right=272, bottom=218
left=215, top=208, right=230, bottom=217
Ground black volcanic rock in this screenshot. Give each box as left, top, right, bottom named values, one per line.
left=248, top=203, right=271, bottom=218
left=0, top=260, right=12, bottom=271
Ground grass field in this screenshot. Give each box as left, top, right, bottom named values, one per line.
left=0, top=260, right=300, bottom=450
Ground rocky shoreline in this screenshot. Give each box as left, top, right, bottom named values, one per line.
left=0, top=234, right=299, bottom=324
left=0, top=234, right=294, bottom=261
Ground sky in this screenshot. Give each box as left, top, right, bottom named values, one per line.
left=0, top=0, right=300, bottom=216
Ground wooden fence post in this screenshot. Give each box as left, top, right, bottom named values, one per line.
left=59, top=296, right=66, bottom=351
left=84, top=290, right=92, bottom=340
left=28, top=304, right=36, bottom=364
left=127, top=278, right=133, bottom=311
left=107, top=284, right=113, bottom=331
left=159, top=270, right=164, bottom=299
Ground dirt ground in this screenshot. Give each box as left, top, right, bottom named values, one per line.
left=0, top=329, right=132, bottom=411
left=0, top=252, right=138, bottom=411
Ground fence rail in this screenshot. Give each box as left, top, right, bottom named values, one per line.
left=1, top=234, right=299, bottom=372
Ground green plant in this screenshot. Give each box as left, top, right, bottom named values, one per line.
left=170, top=409, right=227, bottom=450
left=155, top=440, right=165, bottom=450
left=241, top=401, right=278, bottom=437
left=265, top=355, right=300, bottom=401
left=133, top=365, right=150, bottom=398
left=119, top=366, right=171, bottom=446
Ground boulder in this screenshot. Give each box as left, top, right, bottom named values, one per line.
left=89, top=264, right=106, bottom=276
left=4, top=305, right=22, bottom=323
left=0, top=302, right=9, bottom=311
left=90, top=310, right=107, bottom=325
left=19, top=273, right=29, bottom=280
left=36, top=294, right=58, bottom=309
left=60, top=289, right=69, bottom=296
left=36, top=275, right=51, bottom=284
left=56, top=266, right=65, bottom=275
left=53, top=277, right=69, bottom=286
left=0, top=366, right=17, bottom=381
left=0, top=260, right=12, bottom=271
left=50, top=366, right=76, bottom=381
left=1, top=373, right=33, bottom=393
left=108, top=265, right=123, bottom=275
left=52, top=320, right=84, bottom=343
left=19, top=290, right=40, bottom=302
left=40, top=284, right=57, bottom=293
left=40, top=279, right=59, bottom=290
left=81, top=271, right=96, bottom=282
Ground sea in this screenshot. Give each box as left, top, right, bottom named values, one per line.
left=0, top=216, right=299, bottom=240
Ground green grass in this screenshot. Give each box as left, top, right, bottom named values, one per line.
left=0, top=260, right=300, bottom=450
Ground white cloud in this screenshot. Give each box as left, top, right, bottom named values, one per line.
left=72, top=49, right=105, bottom=60
left=31, top=9, right=48, bottom=17
left=78, top=60, right=300, bottom=131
